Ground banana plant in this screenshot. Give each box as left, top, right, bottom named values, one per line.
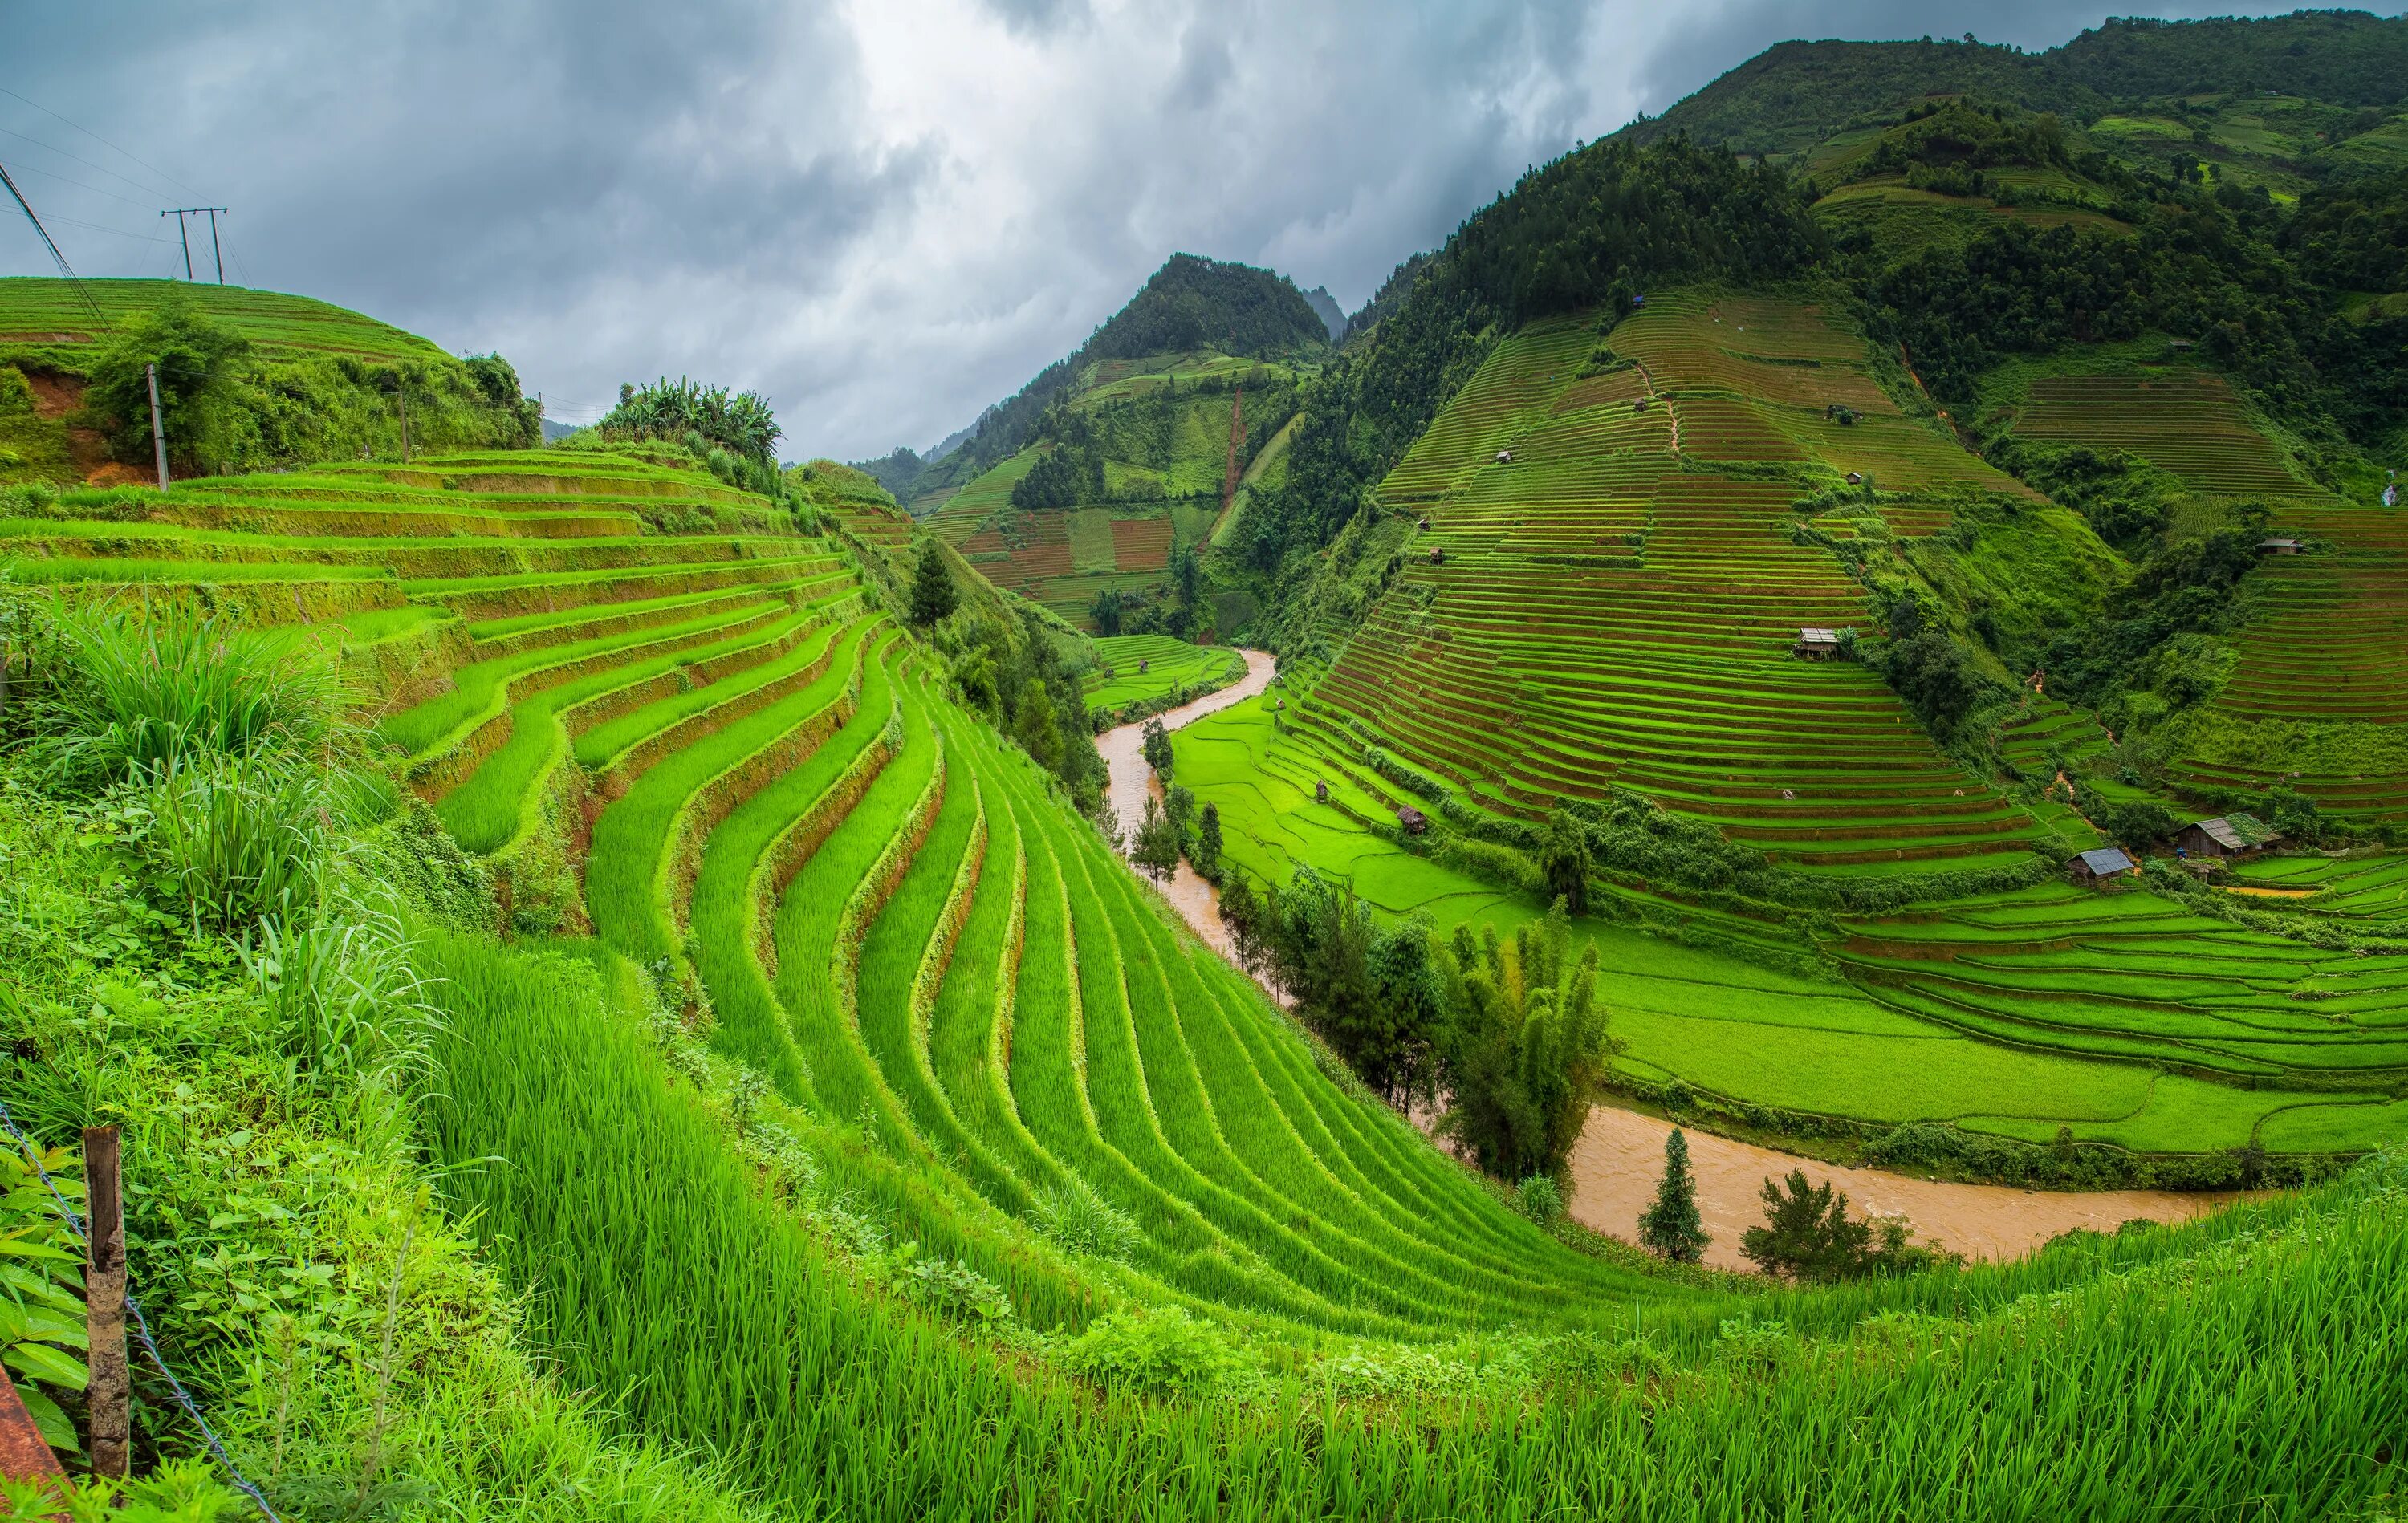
left=1, top=1143, right=90, bottom=1455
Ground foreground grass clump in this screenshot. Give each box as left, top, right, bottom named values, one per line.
left=0, top=750, right=775, bottom=1521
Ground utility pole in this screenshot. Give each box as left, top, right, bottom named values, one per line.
left=160, top=209, right=228, bottom=282
left=162, top=209, right=191, bottom=278
left=146, top=363, right=169, bottom=490
left=82, top=1125, right=129, bottom=1481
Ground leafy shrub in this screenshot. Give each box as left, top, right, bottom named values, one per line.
left=25, top=607, right=335, bottom=791
left=1029, top=1184, right=1140, bottom=1262
left=1433, top=833, right=1541, bottom=896
left=883, top=1244, right=1013, bottom=1326
left=1515, top=1174, right=1564, bottom=1224
left=0, top=1460, right=251, bottom=1521
left=83, top=291, right=252, bottom=473
left=1062, top=1306, right=1254, bottom=1398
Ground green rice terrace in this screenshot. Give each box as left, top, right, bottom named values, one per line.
left=1178, top=274, right=2408, bottom=1163
left=1080, top=632, right=1245, bottom=719
left=8, top=335, right=2406, bottom=1521
left=6, top=10, right=2408, bottom=1520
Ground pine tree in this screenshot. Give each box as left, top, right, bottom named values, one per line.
left=909, top=538, right=958, bottom=627
left=1195, top=801, right=1223, bottom=880
left=1637, top=1127, right=1709, bottom=1264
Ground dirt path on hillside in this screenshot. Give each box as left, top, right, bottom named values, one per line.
left=1096, top=648, right=2245, bottom=1269
left=1096, top=648, right=1275, bottom=961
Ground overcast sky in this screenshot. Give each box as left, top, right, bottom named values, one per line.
left=7, top=1, right=2302, bottom=461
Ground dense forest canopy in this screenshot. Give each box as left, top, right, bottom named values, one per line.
left=1622, top=10, right=2408, bottom=157
left=934, top=254, right=1330, bottom=483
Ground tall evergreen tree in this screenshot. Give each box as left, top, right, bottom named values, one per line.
left=909, top=539, right=958, bottom=627
left=1637, top=1127, right=1709, bottom=1264
left=1195, top=801, right=1223, bottom=880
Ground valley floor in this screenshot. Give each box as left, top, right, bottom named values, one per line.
left=1103, top=652, right=2239, bottom=1264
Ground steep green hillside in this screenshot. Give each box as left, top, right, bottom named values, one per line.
left=14, top=410, right=2406, bottom=1523
left=1193, top=14, right=2408, bottom=1176
left=0, top=277, right=541, bottom=484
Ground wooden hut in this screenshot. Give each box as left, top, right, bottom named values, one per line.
left=2258, top=537, right=2305, bottom=555
left=1314, top=780, right=1329, bottom=805
left=1397, top=805, right=1428, bottom=836
left=2175, top=813, right=2284, bottom=860
left=2068, top=847, right=2136, bottom=884
left=1794, top=627, right=1841, bottom=661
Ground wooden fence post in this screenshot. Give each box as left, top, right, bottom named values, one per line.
left=82, top=1125, right=128, bottom=1480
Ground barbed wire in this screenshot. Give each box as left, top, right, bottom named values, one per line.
left=0, top=1098, right=283, bottom=1522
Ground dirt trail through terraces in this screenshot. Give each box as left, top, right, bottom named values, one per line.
left=1096, top=648, right=2243, bottom=1269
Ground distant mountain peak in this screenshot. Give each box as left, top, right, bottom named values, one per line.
left=1300, top=284, right=1346, bottom=343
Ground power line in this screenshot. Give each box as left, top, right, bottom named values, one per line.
left=0, top=156, right=160, bottom=213
left=46, top=213, right=179, bottom=245
left=0, top=124, right=183, bottom=204
left=0, top=85, right=200, bottom=200
left=0, top=157, right=103, bottom=320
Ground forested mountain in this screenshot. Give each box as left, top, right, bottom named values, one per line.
left=1622, top=10, right=2408, bottom=159
left=909, top=254, right=1330, bottom=493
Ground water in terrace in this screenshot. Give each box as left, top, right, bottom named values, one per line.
left=1096, top=649, right=2236, bottom=1269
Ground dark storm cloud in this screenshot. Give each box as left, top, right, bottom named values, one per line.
left=0, top=1, right=2314, bottom=459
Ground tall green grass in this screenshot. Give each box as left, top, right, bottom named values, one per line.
left=419, top=920, right=2408, bottom=1521
left=21, top=604, right=336, bottom=788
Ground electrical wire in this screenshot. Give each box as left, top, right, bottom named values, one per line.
left=0, top=158, right=102, bottom=319
left=0, top=124, right=182, bottom=204
left=0, top=86, right=201, bottom=199
left=0, top=157, right=159, bottom=213
left=45, top=213, right=178, bottom=245
left=0, top=1099, right=284, bottom=1522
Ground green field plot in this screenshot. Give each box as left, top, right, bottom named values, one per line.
left=2010, top=372, right=2321, bottom=497
left=1081, top=635, right=1243, bottom=714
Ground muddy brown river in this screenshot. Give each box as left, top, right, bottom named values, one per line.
left=1095, top=648, right=2238, bottom=1269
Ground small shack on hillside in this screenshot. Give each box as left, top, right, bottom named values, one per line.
left=2069, top=847, right=2137, bottom=884
left=1428, top=546, right=1446, bottom=564
left=1397, top=805, right=1428, bottom=836
left=2259, top=537, right=2306, bottom=555
left=1494, top=449, right=1513, bottom=465
left=1795, top=627, right=1841, bottom=661
left=1314, top=780, right=1329, bottom=804
left=2176, top=813, right=2284, bottom=860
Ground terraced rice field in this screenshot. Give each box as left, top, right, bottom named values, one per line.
left=1184, top=688, right=2408, bottom=1151
left=1171, top=287, right=2408, bottom=1153
left=2190, top=504, right=2408, bottom=800
left=0, top=275, right=445, bottom=362
left=1080, top=635, right=1244, bottom=715
left=25, top=442, right=1706, bottom=1342
left=2010, top=372, right=2321, bottom=497
left=2005, top=375, right=2407, bottom=824
left=1300, top=290, right=2044, bottom=875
